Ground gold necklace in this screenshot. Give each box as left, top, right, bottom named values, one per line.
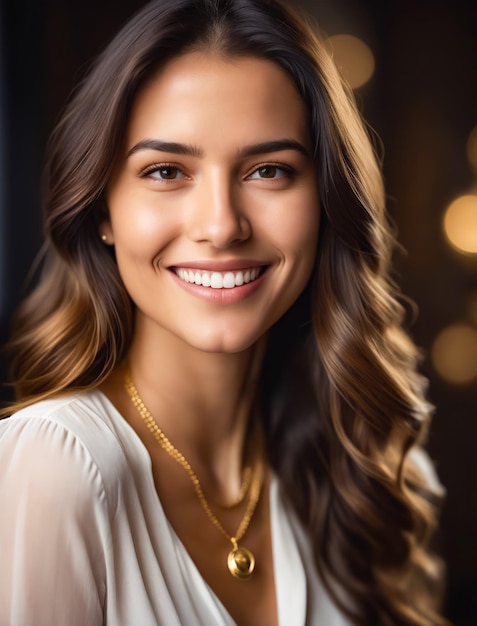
left=124, top=367, right=262, bottom=580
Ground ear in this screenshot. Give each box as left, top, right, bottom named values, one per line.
left=99, top=220, right=114, bottom=245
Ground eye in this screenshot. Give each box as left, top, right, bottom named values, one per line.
left=246, top=164, right=295, bottom=180
left=140, top=164, right=188, bottom=181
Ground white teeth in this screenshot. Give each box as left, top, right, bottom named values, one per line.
left=211, top=272, right=223, bottom=289
left=223, top=272, right=235, bottom=289
left=175, top=267, right=263, bottom=289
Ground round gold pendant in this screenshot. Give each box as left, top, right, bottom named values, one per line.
left=227, top=546, right=255, bottom=579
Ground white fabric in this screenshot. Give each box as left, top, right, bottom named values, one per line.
left=0, top=390, right=350, bottom=625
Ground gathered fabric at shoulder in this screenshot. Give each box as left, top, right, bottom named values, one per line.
left=0, top=405, right=110, bottom=626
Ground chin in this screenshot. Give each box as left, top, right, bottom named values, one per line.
left=184, top=326, right=266, bottom=355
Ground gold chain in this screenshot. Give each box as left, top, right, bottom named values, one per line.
left=124, top=366, right=262, bottom=579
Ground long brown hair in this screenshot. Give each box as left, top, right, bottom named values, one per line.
left=4, top=0, right=447, bottom=623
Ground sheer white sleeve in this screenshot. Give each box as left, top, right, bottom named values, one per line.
left=0, top=414, right=110, bottom=626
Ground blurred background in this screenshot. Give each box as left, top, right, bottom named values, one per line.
left=0, top=0, right=475, bottom=622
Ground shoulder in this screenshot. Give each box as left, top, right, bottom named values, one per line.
left=0, top=391, right=138, bottom=514
left=0, top=394, right=118, bottom=622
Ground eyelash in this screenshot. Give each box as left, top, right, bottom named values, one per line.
left=140, top=163, right=186, bottom=180
left=138, top=161, right=297, bottom=181
left=246, top=163, right=296, bottom=180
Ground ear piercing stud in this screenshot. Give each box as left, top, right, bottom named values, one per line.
left=101, top=234, right=108, bottom=242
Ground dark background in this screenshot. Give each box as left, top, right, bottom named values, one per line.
left=1, top=0, right=476, bottom=623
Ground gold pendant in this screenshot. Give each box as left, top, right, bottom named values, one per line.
left=227, top=545, right=255, bottom=580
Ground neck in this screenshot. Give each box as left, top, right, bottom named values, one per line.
left=123, top=319, right=266, bottom=494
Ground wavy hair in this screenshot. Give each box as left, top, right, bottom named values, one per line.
left=4, top=0, right=447, bottom=623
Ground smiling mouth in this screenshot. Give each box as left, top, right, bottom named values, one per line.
left=173, top=267, right=265, bottom=289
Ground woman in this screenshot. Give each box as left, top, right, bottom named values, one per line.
left=0, top=0, right=447, bottom=624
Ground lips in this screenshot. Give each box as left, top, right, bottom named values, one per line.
left=174, top=267, right=263, bottom=289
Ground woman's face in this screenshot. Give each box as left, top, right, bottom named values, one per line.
left=103, top=52, right=319, bottom=354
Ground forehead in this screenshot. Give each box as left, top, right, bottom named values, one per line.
left=124, top=51, right=311, bottom=149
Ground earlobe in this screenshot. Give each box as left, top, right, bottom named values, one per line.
left=99, top=221, right=114, bottom=245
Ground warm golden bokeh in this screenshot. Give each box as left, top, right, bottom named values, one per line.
left=432, top=323, right=477, bottom=384
left=443, top=194, right=477, bottom=254
left=326, top=34, right=375, bottom=89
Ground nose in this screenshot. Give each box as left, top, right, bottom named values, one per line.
left=186, top=170, right=251, bottom=248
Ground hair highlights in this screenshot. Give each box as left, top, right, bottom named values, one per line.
left=4, top=1, right=447, bottom=623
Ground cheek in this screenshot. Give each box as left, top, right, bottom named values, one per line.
left=108, top=193, right=180, bottom=256
left=263, top=195, right=320, bottom=264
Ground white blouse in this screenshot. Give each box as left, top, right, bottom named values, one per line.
left=0, top=391, right=350, bottom=625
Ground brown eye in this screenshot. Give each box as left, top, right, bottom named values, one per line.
left=141, top=164, right=187, bottom=180
left=153, top=166, right=182, bottom=180
left=247, top=164, right=294, bottom=181
left=257, top=166, right=278, bottom=178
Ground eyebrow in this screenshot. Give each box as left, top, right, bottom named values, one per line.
left=127, top=138, right=310, bottom=159
left=238, top=139, right=310, bottom=158
left=127, top=140, right=203, bottom=158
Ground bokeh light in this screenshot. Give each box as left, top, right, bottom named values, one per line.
left=467, top=124, right=477, bottom=172
left=432, top=324, right=477, bottom=385
left=326, top=34, right=375, bottom=89
left=443, top=194, right=477, bottom=254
